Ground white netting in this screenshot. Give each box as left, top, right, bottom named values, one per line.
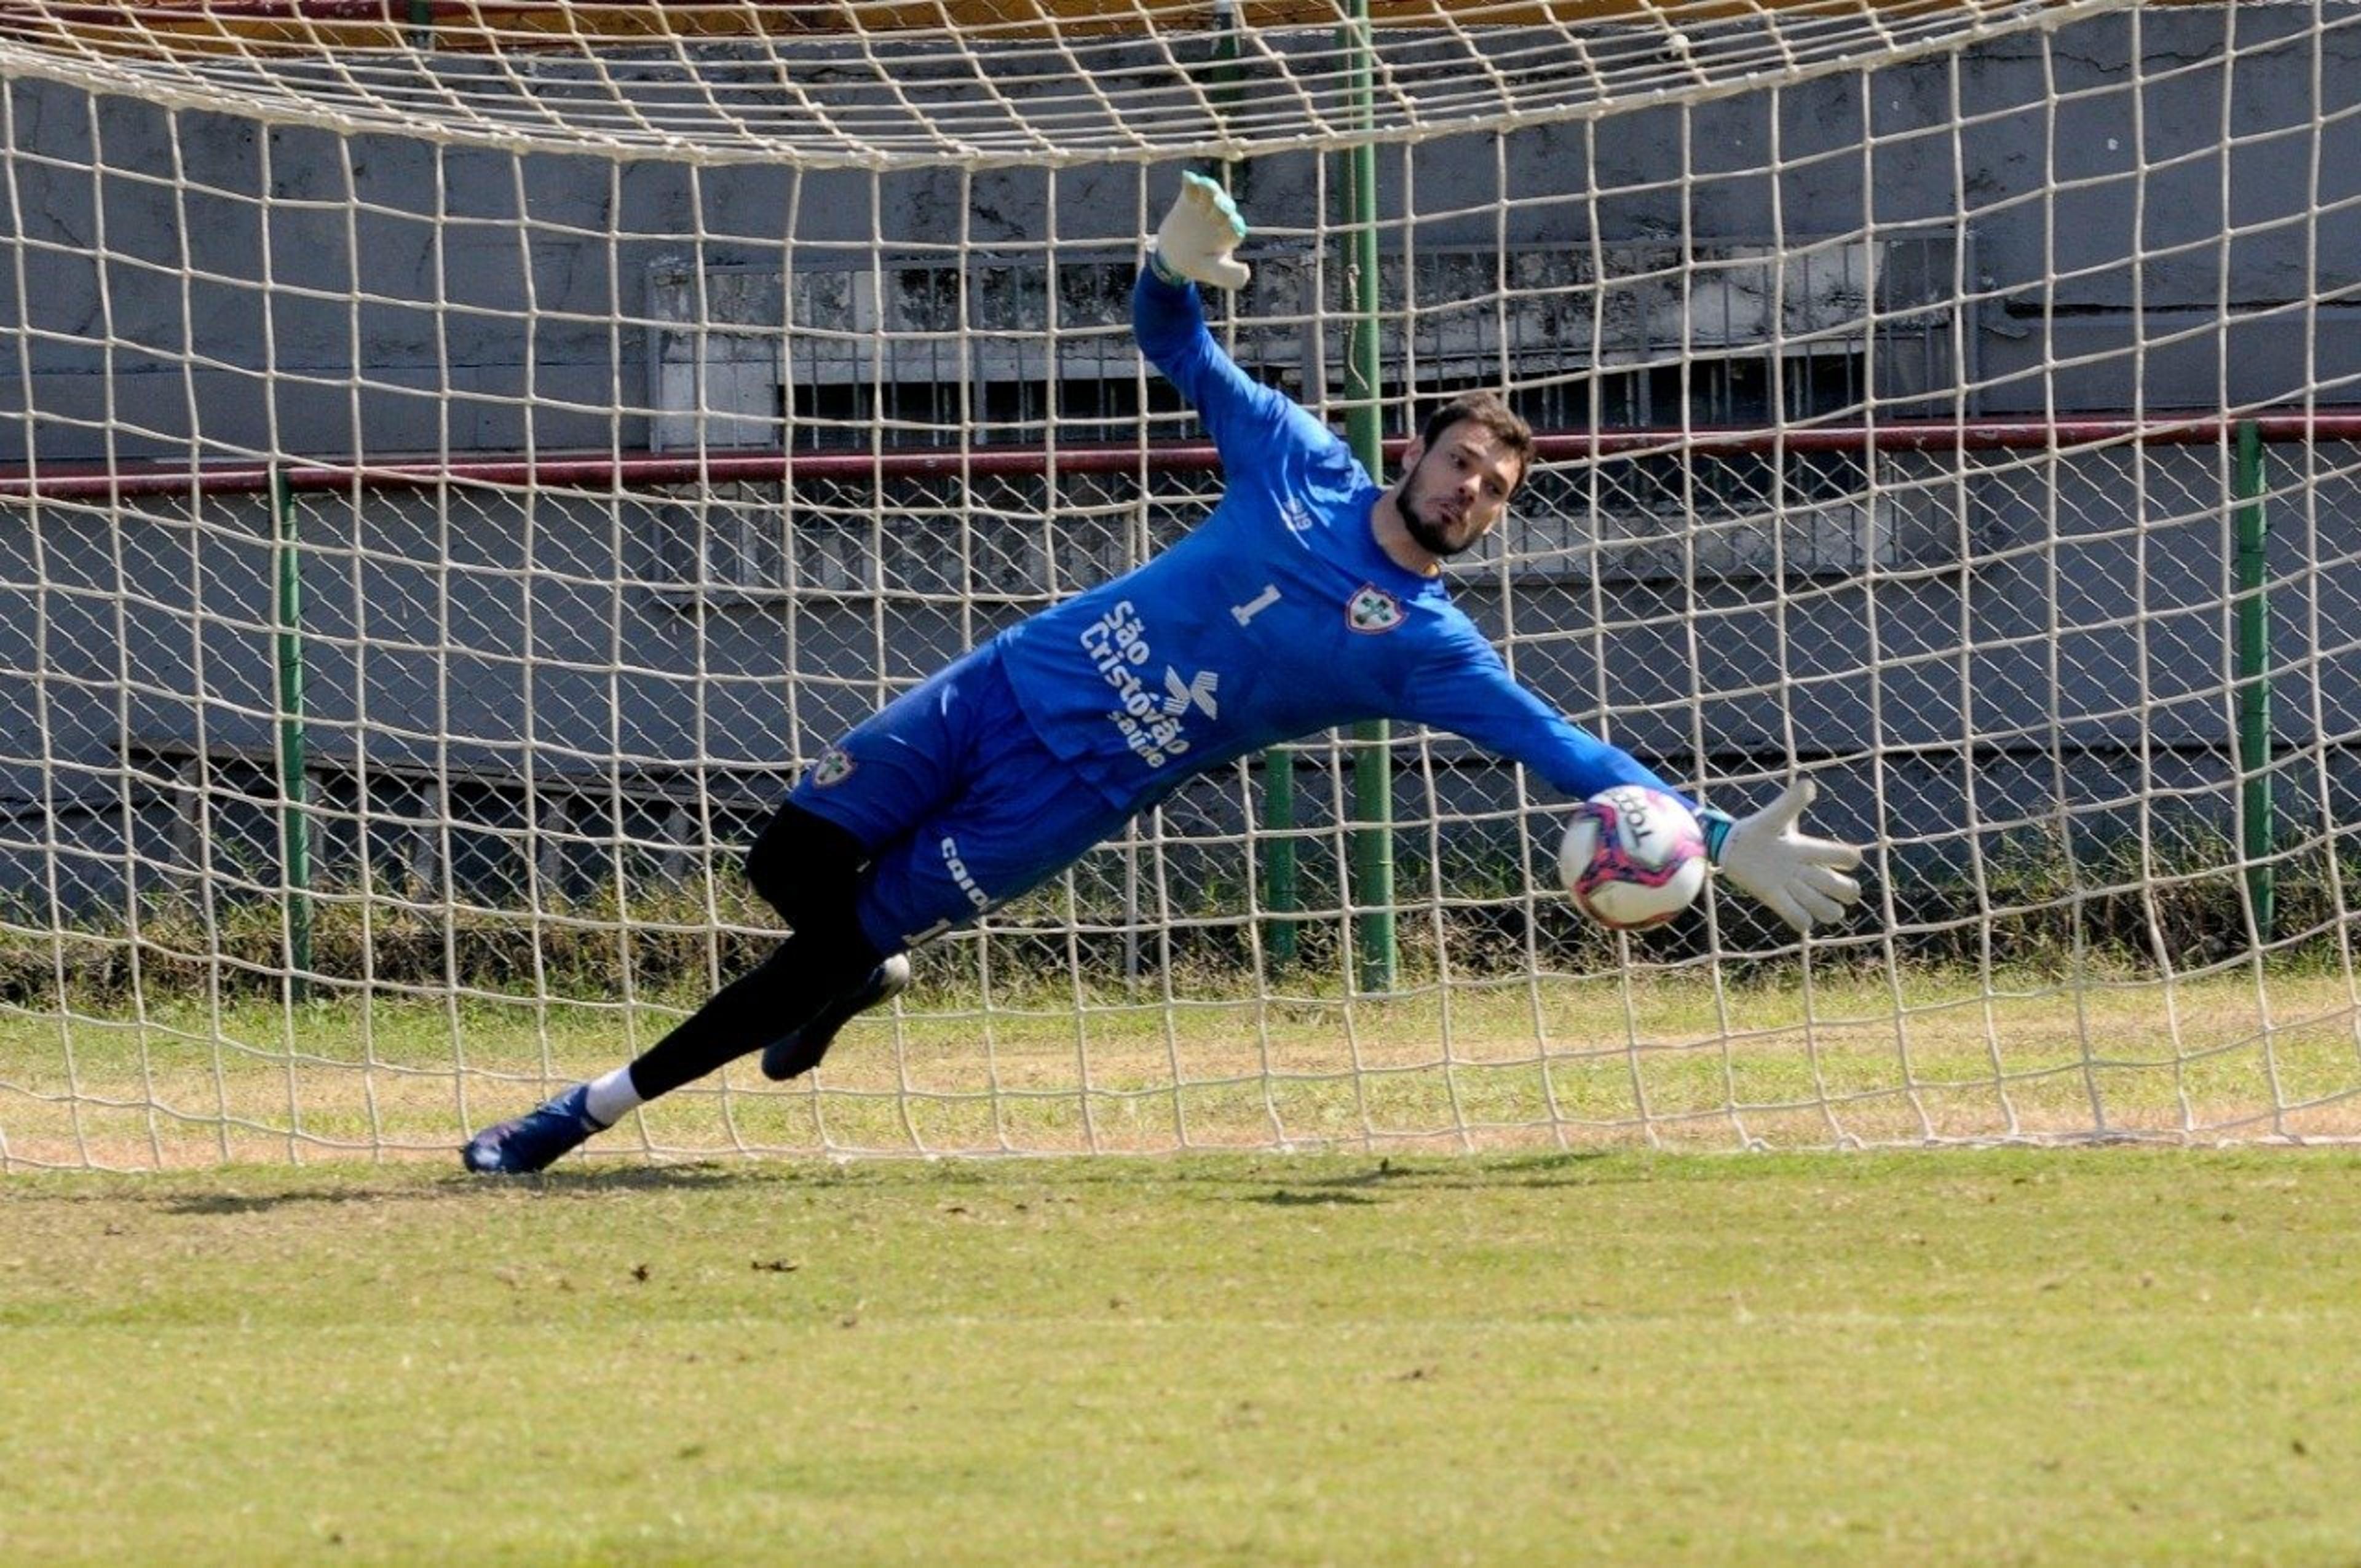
left=4, top=1, right=2361, bottom=1168
left=0, top=0, right=2130, bottom=165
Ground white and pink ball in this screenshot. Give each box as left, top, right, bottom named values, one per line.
left=1557, top=785, right=1708, bottom=930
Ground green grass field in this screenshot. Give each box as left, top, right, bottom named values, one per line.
left=7, top=968, right=2361, bottom=1563
left=4, top=1149, right=2361, bottom=1566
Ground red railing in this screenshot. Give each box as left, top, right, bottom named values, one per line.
left=6, top=411, right=2361, bottom=504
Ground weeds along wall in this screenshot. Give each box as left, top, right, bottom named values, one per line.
left=2, top=1, right=2361, bottom=1163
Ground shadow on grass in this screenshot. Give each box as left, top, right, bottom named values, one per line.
left=1252, top=1188, right=1382, bottom=1206
left=143, top=1162, right=778, bottom=1214
left=76, top=1146, right=2006, bottom=1218
left=1230, top=1149, right=1628, bottom=1197
left=1205, top=1148, right=1877, bottom=1200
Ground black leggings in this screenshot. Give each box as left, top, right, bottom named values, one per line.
left=624, top=804, right=887, bottom=1101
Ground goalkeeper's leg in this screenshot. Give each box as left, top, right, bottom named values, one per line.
left=461, top=654, right=975, bottom=1176
left=461, top=803, right=887, bottom=1174
left=460, top=643, right=1125, bottom=1173
left=629, top=744, right=1123, bottom=1100
left=623, top=802, right=887, bottom=1099
left=745, top=801, right=911, bottom=1083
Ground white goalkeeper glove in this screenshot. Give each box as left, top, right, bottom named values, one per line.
left=1149, top=170, right=1251, bottom=291
left=1699, top=779, right=1865, bottom=933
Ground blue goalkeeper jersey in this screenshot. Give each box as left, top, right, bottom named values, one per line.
left=993, top=269, right=1683, bottom=818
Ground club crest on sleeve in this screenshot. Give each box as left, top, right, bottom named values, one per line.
left=807, top=747, right=856, bottom=788
left=1345, top=585, right=1404, bottom=634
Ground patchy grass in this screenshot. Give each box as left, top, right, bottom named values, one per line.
left=2, top=1150, right=2360, bottom=1566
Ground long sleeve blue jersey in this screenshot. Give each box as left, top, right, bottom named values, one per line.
left=993, top=271, right=1684, bottom=818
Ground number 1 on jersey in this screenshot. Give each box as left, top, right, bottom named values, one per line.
left=1230, top=584, right=1281, bottom=627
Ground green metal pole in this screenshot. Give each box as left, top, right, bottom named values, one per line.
left=271, top=469, right=313, bottom=998
left=1209, top=0, right=1249, bottom=204
left=2233, top=419, right=2274, bottom=940
left=1340, top=0, right=1395, bottom=992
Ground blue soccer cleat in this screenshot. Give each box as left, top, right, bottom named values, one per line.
left=461, top=1082, right=608, bottom=1174
left=759, top=954, right=912, bottom=1082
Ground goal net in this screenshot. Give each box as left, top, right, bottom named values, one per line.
left=4, top=0, right=2360, bottom=1168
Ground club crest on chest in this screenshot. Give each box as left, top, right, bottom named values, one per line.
left=1345, top=585, right=1404, bottom=634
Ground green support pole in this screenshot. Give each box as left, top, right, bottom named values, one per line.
left=2233, top=419, right=2274, bottom=940
left=1340, top=0, right=1395, bottom=992
left=1209, top=0, right=1249, bottom=205
left=271, top=469, right=313, bottom=999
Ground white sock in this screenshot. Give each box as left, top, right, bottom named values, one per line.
left=583, top=1067, right=643, bottom=1129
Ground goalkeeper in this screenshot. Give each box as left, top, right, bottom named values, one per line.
left=464, top=174, right=1864, bottom=1175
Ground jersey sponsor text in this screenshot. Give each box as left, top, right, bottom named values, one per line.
left=1079, top=598, right=1195, bottom=768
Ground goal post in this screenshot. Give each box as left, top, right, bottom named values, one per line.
left=2, top=0, right=2360, bottom=1168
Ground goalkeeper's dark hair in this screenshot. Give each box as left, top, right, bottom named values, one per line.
left=1418, top=390, right=1535, bottom=495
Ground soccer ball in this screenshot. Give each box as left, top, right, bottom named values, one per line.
left=1557, top=785, right=1708, bottom=930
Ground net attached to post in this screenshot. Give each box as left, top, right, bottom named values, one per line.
left=3, top=0, right=2360, bottom=1169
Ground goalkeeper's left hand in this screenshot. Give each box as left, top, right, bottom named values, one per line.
left=1700, top=779, right=1865, bottom=933
left=1150, top=170, right=1251, bottom=290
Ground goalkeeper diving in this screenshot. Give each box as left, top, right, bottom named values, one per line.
left=464, top=174, right=1865, bottom=1174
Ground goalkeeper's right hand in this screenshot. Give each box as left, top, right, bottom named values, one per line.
left=1150, top=170, right=1251, bottom=290
left=1699, top=778, right=1865, bottom=933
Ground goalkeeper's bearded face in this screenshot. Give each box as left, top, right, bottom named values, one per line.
left=1395, top=420, right=1524, bottom=560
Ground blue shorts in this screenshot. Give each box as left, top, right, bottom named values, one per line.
left=786, top=644, right=1132, bottom=954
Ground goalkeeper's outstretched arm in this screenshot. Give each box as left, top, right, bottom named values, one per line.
left=1139, top=173, right=1867, bottom=935
left=1133, top=172, right=1315, bottom=464
left=1408, top=638, right=1867, bottom=933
